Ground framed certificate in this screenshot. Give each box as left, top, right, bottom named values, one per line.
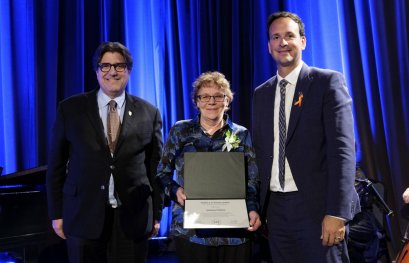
left=183, top=152, right=249, bottom=229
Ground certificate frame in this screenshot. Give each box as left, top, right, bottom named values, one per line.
left=183, top=152, right=249, bottom=229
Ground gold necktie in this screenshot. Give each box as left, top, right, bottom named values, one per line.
left=107, top=100, right=120, bottom=153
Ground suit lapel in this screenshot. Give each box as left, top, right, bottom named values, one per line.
left=286, top=64, right=313, bottom=144
left=265, top=77, right=278, bottom=155
left=115, top=93, right=137, bottom=152
left=85, top=89, right=108, bottom=148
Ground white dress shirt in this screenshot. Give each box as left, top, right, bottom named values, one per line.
left=97, top=89, right=125, bottom=207
left=270, top=62, right=304, bottom=192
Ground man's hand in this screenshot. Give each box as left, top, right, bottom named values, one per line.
left=247, top=211, right=262, bottom=232
left=176, top=187, right=187, bottom=206
left=403, top=188, right=409, bottom=203
left=151, top=220, right=160, bottom=237
left=321, top=215, right=345, bottom=246
left=52, top=219, right=66, bottom=239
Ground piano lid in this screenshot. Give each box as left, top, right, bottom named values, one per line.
left=0, top=165, right=47, bottom=186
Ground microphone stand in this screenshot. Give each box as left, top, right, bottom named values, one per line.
left=355, top=178, right=394, bottom=217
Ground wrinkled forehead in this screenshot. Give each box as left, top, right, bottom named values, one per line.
left=99, top=52, right=126, bottom=62
left=198, top=84, right=224, bottom=93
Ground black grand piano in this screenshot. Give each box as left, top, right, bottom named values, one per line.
left=0, top=166, right=67, bottom=262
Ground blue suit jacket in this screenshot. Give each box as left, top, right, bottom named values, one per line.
left=252, top=64, right=358, bottom=221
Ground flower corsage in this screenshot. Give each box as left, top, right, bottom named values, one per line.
left=222, top=130, right=241, bottom=152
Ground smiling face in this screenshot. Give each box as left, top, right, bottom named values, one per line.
left=268, top=17, right=306, bottom=76
left=96, top=52, right=130, bottom=98
left=196, top=84, right=229, bottom=123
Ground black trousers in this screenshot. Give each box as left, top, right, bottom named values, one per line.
left=174, top=236, right=251, bottom=263
left=66, top=205, right=148, bottom=263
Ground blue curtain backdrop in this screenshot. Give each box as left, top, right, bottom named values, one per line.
left=1, top=0, right=408, bottom=254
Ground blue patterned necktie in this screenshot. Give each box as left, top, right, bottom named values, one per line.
left=278, top=79, right=288, bottom=190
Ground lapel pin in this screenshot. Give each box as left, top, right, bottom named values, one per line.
left=128, top=111, right=132, bottom=116
left=294, top=92, right=304, bottom=107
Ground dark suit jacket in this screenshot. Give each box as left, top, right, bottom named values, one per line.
left=252, top=64, right=358, bottom=221
left=46, top=89, right=164, bottom=240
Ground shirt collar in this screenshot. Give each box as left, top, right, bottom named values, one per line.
left=97, top=89, right=126, bottom=109
left=277, top=61, right=304, bottom=86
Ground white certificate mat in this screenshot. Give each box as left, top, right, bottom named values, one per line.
left=183, top=199, right=249, bottom=229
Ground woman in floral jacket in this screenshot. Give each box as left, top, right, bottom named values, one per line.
left=156, top=71, right=261, bottom=263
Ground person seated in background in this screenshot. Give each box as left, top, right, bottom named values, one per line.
left=156, top=71, right=261, bottom=263
left=348, top=166, right=387, bottom=263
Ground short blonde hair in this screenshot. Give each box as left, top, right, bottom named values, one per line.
left=191, top=71, right=234, bottom=106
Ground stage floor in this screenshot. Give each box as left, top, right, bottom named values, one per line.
left=148, top=251, right=178, bottom=263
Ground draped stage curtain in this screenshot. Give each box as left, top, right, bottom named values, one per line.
left=1, top=0, right=408, bottom=254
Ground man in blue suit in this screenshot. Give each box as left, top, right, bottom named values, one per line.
left=252, top=11, right=358, bottom=262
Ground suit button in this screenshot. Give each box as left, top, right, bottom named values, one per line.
left=110, top=165, right=115, bottom=170
left=101, top=185, right=105, bottom=190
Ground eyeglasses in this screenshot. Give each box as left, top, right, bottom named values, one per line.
left=98, top=63, right=128, bottom=72
left=196, top=94, right=226, bottom=102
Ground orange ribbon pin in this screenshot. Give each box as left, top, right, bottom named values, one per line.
left=294, top=92, right=304, bottom=107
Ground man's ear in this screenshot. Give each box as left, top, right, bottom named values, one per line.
left=301, top=36, right=307, bottom=50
